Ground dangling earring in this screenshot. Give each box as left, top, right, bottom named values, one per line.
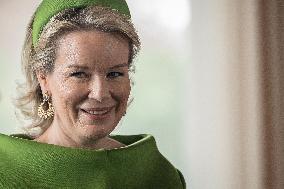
left=38, top=92, right=54, bottom=119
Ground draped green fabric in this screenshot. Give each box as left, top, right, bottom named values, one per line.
left=0, top=133, right=186, bottom=188
left=32, top=0, right=131, bottom=47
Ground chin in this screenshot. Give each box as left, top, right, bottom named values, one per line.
left=76, top=122, right=113, bottom=140
left=74, top=107, right=124, bottom=140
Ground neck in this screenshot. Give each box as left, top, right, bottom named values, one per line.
left=34, top=119, right=125, bottom=150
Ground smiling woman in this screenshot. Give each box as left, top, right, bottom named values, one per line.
left=0, top=0, right=186, bottom=188
left=35, top=31, right=131, bottom=149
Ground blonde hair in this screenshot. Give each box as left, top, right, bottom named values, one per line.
left=15, top=6, right=140, bottom=136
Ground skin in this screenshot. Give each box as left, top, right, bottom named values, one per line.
left=35, top=30, right=131, bottom=150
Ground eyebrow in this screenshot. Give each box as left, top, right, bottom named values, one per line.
left=66, top=63, right=129, bottom=70
left=67, top=65, right=89, bottom=69
left=109, top=63, right=129, bottom=69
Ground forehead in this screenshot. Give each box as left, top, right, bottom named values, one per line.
left=55, top=30, right=130, bottom=68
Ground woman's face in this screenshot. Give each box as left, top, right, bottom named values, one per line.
left=41, top=30, right=130, bottom=143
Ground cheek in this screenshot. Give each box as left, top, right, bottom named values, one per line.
left=56, top=76, right=78, bottom=95
left=111, top=79, right=131, bottom=111
left=114, top=79, right=130, bottom=99
left=50, top=76, right=85, bottom=113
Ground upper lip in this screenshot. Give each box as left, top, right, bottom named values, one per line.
left=81, top=106, right=114, bottom=111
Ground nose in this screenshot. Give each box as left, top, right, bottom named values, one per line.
left=88, top=75, right=111, bottom=102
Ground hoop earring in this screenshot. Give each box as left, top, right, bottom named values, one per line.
left=38, top=92, right=54, bottom=119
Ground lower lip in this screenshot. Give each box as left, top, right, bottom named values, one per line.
left=81, top=108, right=113, bottom=120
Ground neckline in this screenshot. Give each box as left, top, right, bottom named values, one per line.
left=1, top=133, right=156, bottom=153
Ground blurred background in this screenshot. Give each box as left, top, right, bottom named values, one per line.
left=0, top=0, right=283, bottom=189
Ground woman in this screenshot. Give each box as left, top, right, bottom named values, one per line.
left=0, top=0, right=186, bottom=188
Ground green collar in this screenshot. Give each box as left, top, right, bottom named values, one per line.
left=0, top=133, right=185, bottom=188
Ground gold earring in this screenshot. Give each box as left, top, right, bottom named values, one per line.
left=38, top=92, right=54, bottom=119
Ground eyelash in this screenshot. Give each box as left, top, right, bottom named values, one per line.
left=69, top=71, right=124, bottom=79
left=70, top=72, right=88, bottom=78
left=107, top=72, right=124, bottom=79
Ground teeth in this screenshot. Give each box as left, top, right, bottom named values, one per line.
left=85, top=110, right=109, bottom=115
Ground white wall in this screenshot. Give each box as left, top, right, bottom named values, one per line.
left=0, top=0, right=40, bottom=134
left=185, top=0, right=262, bottom=188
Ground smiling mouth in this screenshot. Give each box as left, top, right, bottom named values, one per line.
left=80, top=107, right=114, bottom=120
left=83, top=109, right=109, bottom=115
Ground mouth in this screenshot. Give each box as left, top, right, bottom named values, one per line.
left=80, top=106, right=114, bottom=120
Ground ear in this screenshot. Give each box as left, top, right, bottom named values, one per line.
left=36, top=72, right=51, bottom=94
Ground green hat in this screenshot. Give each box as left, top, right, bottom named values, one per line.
left=32, top=0, right=131, bottom=47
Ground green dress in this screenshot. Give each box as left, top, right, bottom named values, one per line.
left=0, top=133, right=186, bottom=189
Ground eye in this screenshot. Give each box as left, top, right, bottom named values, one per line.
left=70, top=71, right=88, bottom=78
left=107, top=72, right=124, bottom=79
